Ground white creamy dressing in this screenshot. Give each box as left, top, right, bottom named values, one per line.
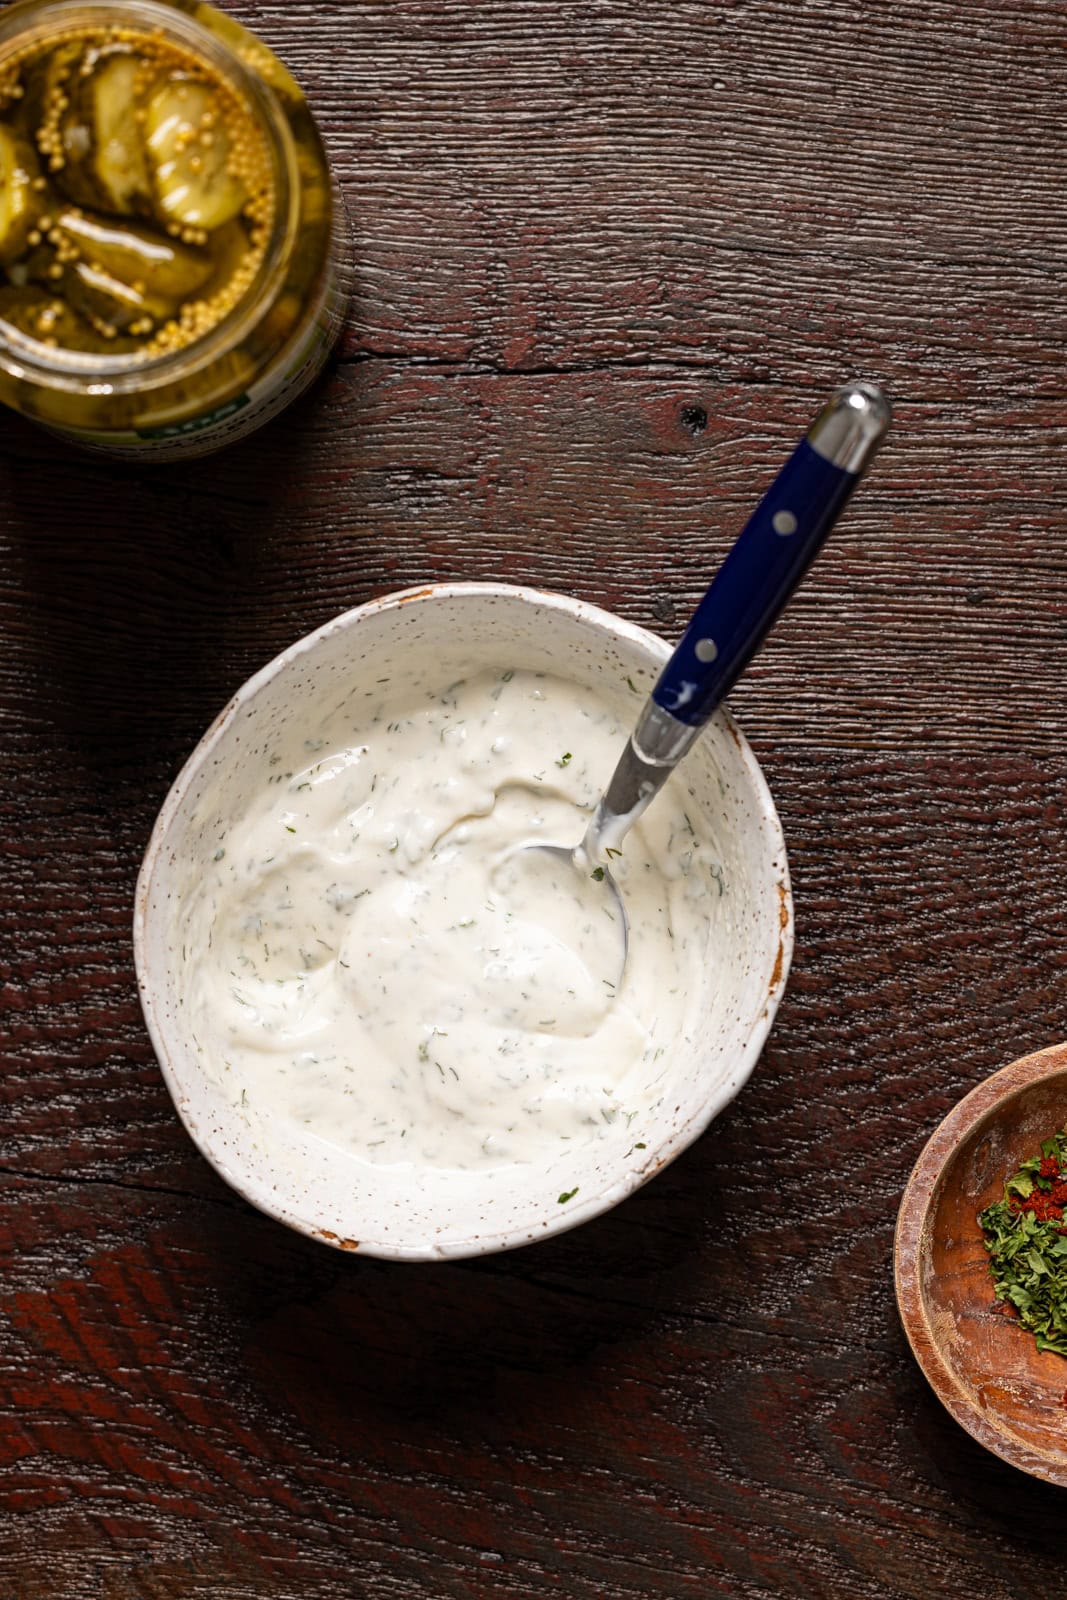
left=180, top=669, right=724, bottom=1171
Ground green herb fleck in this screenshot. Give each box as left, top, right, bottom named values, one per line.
left=557, top=752, right=572, bottom=768
left=557, top=1187, right=579, bottom=1205
left=626, top=676, right=639, bottom=694
left=605, top=846, right=622, bottom=859
left=591, top=866, right=605, bottom=882
left=501, top=670, right=514, bottom=683
left=285, top=825, right=296, bottom=834
left=213, top=848, right=226, bottom=861
left=978, top=1127, right=1067, bottom=1358
left=635, top=1142, right=646, bottom=1150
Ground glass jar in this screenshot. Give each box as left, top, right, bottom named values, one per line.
left=0, top=0, right=350, bottom=459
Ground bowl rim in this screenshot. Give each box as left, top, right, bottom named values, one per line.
left=894, top=1040, right=1067, bottom=1487
left=134, top=580, right=795, bottom=1260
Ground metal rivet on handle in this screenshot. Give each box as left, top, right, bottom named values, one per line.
left=694, top=638, right=719, bottom=663
left=772, top=510, right=798, bottom=536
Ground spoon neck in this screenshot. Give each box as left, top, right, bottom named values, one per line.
left=583, top=721, right=682, bottom=862
left=633, top=700, right=703, bottom=766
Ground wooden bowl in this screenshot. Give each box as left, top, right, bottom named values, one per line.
left=895, top=1042, right=1067, bottom=1486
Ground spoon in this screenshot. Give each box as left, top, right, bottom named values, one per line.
left=512, top=380, right=892, bottom=966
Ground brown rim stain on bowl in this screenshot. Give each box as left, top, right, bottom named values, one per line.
left=895, top=1042, right=1067, bottom=1487
left=318, top=1231, right=360, bottom=1251
left=768, top=881, right=790, bottom=993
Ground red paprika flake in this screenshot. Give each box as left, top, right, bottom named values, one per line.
left=1008, top=1192, right=1064, bottom=1221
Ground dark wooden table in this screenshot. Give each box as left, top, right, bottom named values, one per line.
left=3, top=2, right=1066, bottom=1595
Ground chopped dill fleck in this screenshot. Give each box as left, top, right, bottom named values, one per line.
left=557, top=752, right=572, bottom=767
left=557, top=1187, right=579, bottom=1204
left=502, top=670, right=514, bottom=682
left=626, top=676, right=639, bottom=693
left=591, top=866, right=605, bottom=882
left=213, top=848, right=225, bottom=861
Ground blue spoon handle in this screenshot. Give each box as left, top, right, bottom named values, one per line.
left=586, top=382, right=890, bottom=861
left=652, top=382, right=891, bottom=729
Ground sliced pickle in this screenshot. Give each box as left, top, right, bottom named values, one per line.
left=0, top=282, right=132, bottom=353
left=54, top=208, right=214, bottom=299
left=64, top=52, right=154, bottom=216
left=0, top=126, right=39, bottom=265
left=145, top=78, right=247, bottom=231
left=65, top=258, right=174, bottom=335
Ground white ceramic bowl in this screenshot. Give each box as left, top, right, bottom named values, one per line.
left=135, top=583, right=793, bottom=1260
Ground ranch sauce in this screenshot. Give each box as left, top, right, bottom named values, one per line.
left=180, top=669, right=722, bottom=1171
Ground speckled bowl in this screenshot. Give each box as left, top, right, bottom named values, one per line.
left=135, top=583, right=793, bottom=1260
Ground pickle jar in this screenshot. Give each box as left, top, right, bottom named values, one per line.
left=0, top=0, right=350, bottom=459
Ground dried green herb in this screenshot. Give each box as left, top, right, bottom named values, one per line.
left=978, top=1128, right=1067, bottom=1358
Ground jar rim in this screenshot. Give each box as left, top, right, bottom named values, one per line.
left=0, top=0, right=299, bottom=396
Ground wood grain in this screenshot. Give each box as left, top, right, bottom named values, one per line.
left=2, top=378, right=1065, bottom=755
left=2, top=0, right=1067, bottom=1595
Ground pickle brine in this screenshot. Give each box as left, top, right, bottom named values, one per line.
left=0, top=21, right=274, bottom=358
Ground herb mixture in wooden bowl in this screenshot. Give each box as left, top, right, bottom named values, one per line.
left=895, top=1041, right=1067, bottom=1486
